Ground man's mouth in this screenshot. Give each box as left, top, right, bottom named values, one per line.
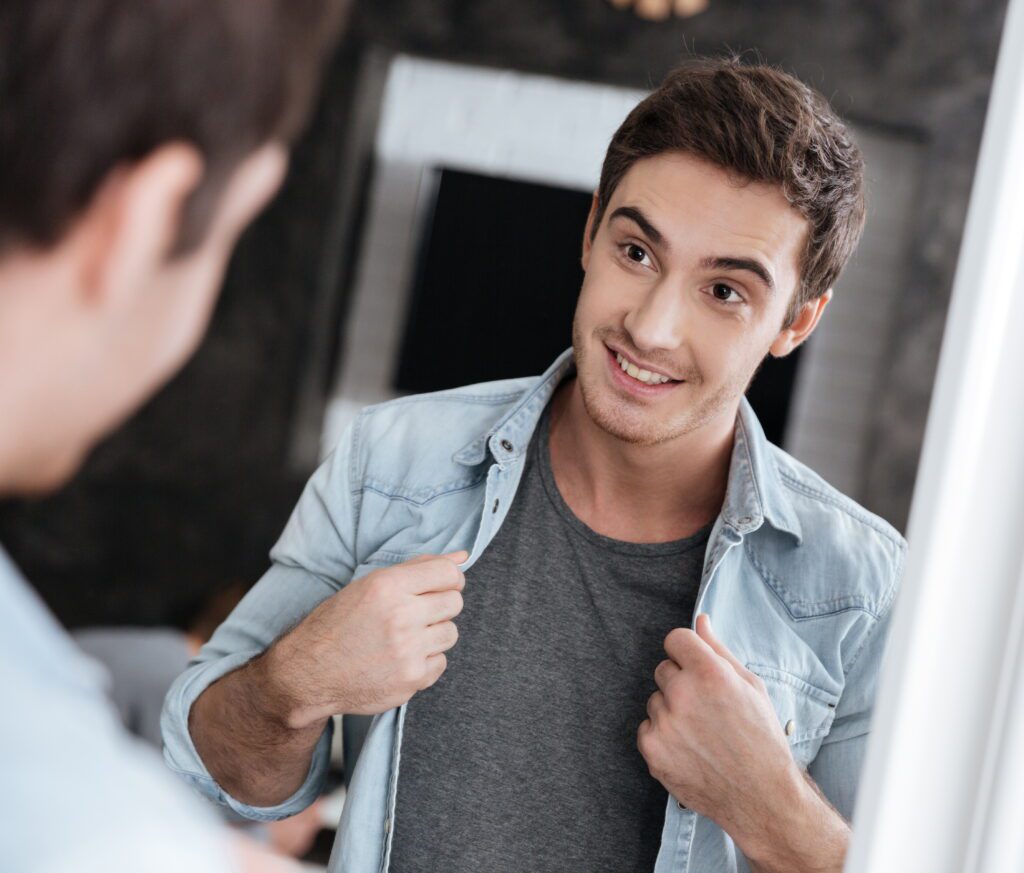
left=610, top=348, right=678, bottom=386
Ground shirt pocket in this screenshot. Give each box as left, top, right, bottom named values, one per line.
left=746, top=664, right=839, bottom=767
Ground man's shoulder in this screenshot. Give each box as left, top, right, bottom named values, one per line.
left=751, top=445, right=906, bottom=620
left=343, top=374, right=540, bottom=494
left=769, top=444, right=906, bottom=552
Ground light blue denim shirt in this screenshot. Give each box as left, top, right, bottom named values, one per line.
left=0, top=547, right=230, bottom=873
left=163, top=348, right=906, bottom=873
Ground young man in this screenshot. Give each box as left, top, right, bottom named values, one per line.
left=0, top=1, right=346, bottom=870
left=165, top=59, right=906, bottom=873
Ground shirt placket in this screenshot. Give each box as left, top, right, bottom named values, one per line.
left=378, top=449, right=527, bottom=873
left=652, top=521, right=746, bottom=873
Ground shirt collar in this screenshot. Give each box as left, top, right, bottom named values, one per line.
left=454, top=347, right=802, bottom=544
left=723, top=398, right=803, bottom=544
left=453, top=347, right=576, bottom=467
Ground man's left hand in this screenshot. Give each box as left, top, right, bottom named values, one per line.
left=638, top=614, right=848, bottom=871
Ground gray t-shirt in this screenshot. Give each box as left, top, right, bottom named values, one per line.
left=388, top=405, right=710, bottom=873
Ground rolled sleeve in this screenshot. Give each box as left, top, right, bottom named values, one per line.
left=162, top=671, right=334, bottom=822
left=161, top=419, right=364, bottom=820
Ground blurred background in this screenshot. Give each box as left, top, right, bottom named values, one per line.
left=0, top=0, right=1006, bottom=661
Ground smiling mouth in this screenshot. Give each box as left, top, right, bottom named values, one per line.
left=611, top=349, right=679, bottom=386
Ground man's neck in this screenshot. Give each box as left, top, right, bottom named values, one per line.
left=547, top=378, right=735, bottom=543
left=0, top=253, right=82, bottom=495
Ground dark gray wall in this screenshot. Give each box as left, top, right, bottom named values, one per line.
left=0, top=0, right=1007, bottom=627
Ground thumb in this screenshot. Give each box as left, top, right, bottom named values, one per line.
left=695, top=614, right=751, bottom=679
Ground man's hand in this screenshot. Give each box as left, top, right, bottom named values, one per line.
left=264, top=551, right=468, bottom=729
left=637, top=614, right=849, bottom=873
left=189, top=550, right=467, bottom=807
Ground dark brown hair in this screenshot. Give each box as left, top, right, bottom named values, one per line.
left=0, top=0, right=350, bottom=255
left=593, top=57, right=865, bottom=320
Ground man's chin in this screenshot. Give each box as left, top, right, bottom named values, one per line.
left=578, top=382, right=682, bottom=448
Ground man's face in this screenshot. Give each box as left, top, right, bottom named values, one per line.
left=572, top=151, right=812, bottom=447
left=4, top=144, right=287, bottom=494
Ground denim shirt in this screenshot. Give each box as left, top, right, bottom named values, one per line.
left=162, top=348, right=906, bottom=873
left=0, top=547, right=229, bottom=873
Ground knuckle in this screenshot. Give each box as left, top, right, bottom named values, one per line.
left=637, top=725, right=658, bottom=761
left=664, top=627, right=691, bottom=652
left=397, top=658, right=422, bottom=687
left=697, top=658, right=726, bottom=686
left=448, top=590, right=464, bottom=614
left=423, top=655, right=446, bottom=687
left=383, top=614, right=408, bottom=649
left=367, top=572, right=393, bottom=600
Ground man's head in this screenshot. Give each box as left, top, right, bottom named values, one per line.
left=0, top=0, right=348, bottom=492
left=573, top=57, right=865, bottom=447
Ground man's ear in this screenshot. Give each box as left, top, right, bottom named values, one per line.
left=77, top=143, right=204, bottom=309
left=581, top=191, right=600, bottom=271
left=769, top=289, right=832, bottom=357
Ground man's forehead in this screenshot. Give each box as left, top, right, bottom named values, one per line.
left=608, top=153, right=807, bottom=270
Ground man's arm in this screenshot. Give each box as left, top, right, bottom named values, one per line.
left=162, top=417, right=465, bottom=814
left=187, top=551, right=466, bottom=807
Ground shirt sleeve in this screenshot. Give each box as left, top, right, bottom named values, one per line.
left=1, top=649, right=235, bottom=873
left=807, top=603, right=894, bottom=822
left=161, top=418, right=364, bottom=821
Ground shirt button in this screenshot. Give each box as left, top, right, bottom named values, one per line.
left=785, top=719, right=796, bottom=736
left=738, top=516, right=753, bottom=525
left=384, top=817, right=391, bottom=834
left=678, top=800, right=686, bottom=810
left=500, top=439, right=514, bottom=452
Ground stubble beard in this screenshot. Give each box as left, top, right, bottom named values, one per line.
left=571, top=320, right=742, bottom=448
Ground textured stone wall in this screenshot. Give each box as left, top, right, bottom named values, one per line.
left=0, top=0, right=1007, bottom=626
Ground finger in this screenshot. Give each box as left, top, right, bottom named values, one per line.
left=403, top=549, right=469, bottom=567
left=420, top=652, right=448, bottom=689
left=416, top=588, right=464, bottom=625
left=663, top=626, right=713, bottom=667
left=646, top=689, right=667, bottom=721
left=422, top=620, right=459, bottom=655
left=695, top=613, right=753, bottom=679
left=653, top=658, right=681, bottom=692
left=399, top=556, right=466, bottom=594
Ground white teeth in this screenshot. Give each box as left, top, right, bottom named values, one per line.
left=614, top=352, right=672, bottom=385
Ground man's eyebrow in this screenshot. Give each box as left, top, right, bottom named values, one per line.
left=609, top=206, right=667, bottom=250
left=701, top=256, right=775, bottom=293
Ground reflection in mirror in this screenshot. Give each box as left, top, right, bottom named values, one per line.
left=0, top=2, right=1013, bottom=871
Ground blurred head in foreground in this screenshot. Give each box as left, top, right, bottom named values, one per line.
left=0, top=0, right=348, bottom=494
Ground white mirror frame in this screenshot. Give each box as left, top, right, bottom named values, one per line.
left=845, top=0, right=1024, bottom=869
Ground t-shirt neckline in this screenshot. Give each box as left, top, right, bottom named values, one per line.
left=534, top=404, right=713, bottom=557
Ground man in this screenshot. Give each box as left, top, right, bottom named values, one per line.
left=165, top=58, right=906, bottom=873
left=0, top=1, right=346, bottom=870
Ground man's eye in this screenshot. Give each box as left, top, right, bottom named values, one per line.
left=624, top=243, right=651, bottom=266
left=711, top=283, right=742, bottom=303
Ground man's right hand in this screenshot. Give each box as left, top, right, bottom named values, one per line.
left=189, top=550, right=467, bottom=807
left=260, top=550, right=468, bottom=730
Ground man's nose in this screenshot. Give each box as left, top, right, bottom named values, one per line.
left=623, top=279, right=686, bottom=351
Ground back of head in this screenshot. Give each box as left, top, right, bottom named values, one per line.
left=594, top=56, right=866, bottom=319
left=0, top=0, right=350, bottom=256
